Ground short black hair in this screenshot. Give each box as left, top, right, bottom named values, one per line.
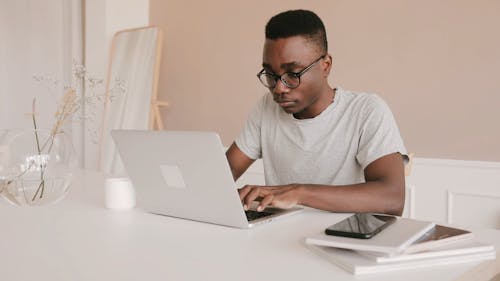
left=265, top=9, right=328, bottom=54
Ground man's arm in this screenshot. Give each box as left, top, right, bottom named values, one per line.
left=238, top=153, right=406, bottom=216
left=225, top=142, right=255, bottom=181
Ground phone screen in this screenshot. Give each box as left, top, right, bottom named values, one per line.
left=325, top=213, right=397, bottom=239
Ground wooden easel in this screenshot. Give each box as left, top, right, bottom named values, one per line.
left=148, top=27, right=168, bottom=130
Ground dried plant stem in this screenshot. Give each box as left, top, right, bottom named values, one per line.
left=31, top=98, right=46, bottom=201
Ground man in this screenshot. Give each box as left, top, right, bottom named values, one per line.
left=225, top=10, right=408, bottom=215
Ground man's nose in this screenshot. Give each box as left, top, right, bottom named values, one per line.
left=272, top=79, right=290, bottom=96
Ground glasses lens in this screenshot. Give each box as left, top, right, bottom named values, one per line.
left=258, top=73, right=277, bottom=88
left=281, top=73, right=300, bottom=89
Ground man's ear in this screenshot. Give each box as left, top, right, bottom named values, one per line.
left=323, top=54, right=333, bottom=77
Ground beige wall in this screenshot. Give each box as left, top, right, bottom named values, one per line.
left=150, top=1, right=500, bottom=162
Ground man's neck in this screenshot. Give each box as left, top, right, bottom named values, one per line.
left=293, top=87, right=336, bottom=119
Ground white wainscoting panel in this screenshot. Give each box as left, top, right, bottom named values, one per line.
left=407, top=158, right=500, bottom=229
left=447, top=191, right=500, bottom=228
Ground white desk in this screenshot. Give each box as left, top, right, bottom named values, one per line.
left=1, top=170, right=499, bottom=281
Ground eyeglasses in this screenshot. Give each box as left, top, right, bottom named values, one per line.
left=257, top=55, right=325, bottom=89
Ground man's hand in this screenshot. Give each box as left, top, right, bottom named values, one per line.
left=238, top=184, right=302, bottom=211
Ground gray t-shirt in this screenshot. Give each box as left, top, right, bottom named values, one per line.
left=235, top=88, right=407, bottom=186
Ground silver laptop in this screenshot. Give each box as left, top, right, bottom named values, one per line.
left=111, top=130, right=302, bottom=228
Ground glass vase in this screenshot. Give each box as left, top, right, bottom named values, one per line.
left=0, top=129, right=76, bottom=206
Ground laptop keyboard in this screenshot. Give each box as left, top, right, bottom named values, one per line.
left=245, top=210, right=274, bottom=221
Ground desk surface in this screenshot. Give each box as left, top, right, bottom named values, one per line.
left=1, top=170, right=498, bottom=281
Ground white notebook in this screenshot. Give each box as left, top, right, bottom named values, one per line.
left=307, top=243, right=496, bottom=275
left=358, top=240, right=494, bottom=263
left=306, top=218, right=435, bottom=255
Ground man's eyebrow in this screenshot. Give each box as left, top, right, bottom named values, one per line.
left=280, top=61, right=301, bottom=69
left=262, top=61, right=301, bottom=71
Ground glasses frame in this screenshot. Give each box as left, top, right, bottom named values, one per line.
left=257, top=54, right=326, bottom=89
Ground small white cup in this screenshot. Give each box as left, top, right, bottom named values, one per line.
left=105, top=177, right=136, bottom=210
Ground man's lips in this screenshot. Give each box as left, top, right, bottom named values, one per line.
left=274, top=97, right=295, bottom=107
left=278, top=100, right=295, bottom=107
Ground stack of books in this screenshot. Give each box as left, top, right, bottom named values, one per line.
left=305, top=217, right=496, bottom=275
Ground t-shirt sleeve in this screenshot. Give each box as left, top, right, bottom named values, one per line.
left=356, top=94, right=408, bottom=170
left=234, top=96, right=266, bottom=160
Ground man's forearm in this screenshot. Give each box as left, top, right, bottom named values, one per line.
left=296, top=181, right=405, bottom=215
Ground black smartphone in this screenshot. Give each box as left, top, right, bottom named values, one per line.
left=325, top=213, right=397, bottom=239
